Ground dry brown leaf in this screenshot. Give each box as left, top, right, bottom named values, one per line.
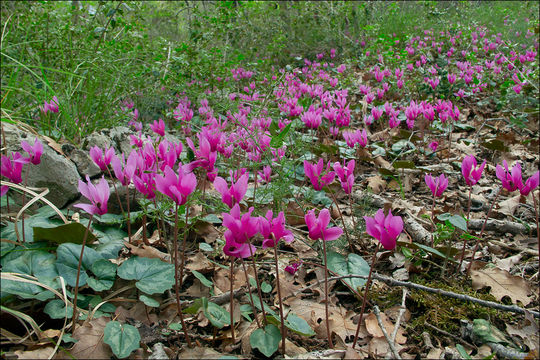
left=506, top=312, right=539, bottom=352
left=213, top=266, right=253, bottom=295
left=470, top=262, right=532, bottom=305
left=194, top=221, right=221, bottom=244
left=14, top=347, right=55, bottom=359
left=497, top=194, right=521, bottom=217
left=286, top=201, right=306, bottom=226
left=367, top=175, right=386, bottom=194
left=365, top=313, right=406, bottom=344
left=60, top=317, right=112, bottom=359
left=124, top=242, right=171, bottom=262
left=186, top=279, right=211, bottom=298
left=328, top=309, right=363, bottom=344
left=368, top=337, right=404, bottom=358
left=186, top=252, right=213, bottom=273
left=178, top=346, right=223, bottom=359
left=494, top=253, right=522, bottom=272
left=373, top=156, right=392, bottom=170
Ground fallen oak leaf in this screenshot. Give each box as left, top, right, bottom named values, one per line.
left=470, top=261, right=533, bottom=306
left=123, top=241, right=170, bottom=262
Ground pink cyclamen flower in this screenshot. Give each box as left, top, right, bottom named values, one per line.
left=364, top=209, right=403, bottom=250
left=0, top=185, right=8, bottom=197
left=259, top=210, right=294, bottom=248
left=74, top=175, right=110, bottom=215
left=495, top=160, right=522, bottom=192
left=304, top=159, right=335, bottom=191
left=429, top=141, right=438, bottom=152
left=214, top=173, right=249, bottom=209
left=150, top=118, right=165, bottom=137
left=111, top=150, right=138, bottom=186
left=305, top=208, right=343, bottom=241
left=89, top=146, right=115, bottom=171
left=40, top=96, right=59, bottom=114
left=258, top=165, right=272, bottom=184
left=425, top=173, right=448, bottom=198
left=222, top=204, right=258, bottom=258
left=284, top=261, right=303, bottom=275
left=1, top=152, right=28, bottom=184
left=461, top=155, right=486, bottom=186
left=21, top=138, right=43, bottom=165
left=155, top=165, right=197, bottom=205
left=517, top=170, right=539, bottom=196
left=333, top=159, right=355, bottom=194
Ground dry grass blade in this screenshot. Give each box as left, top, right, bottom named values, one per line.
left=48, top=276, right=69, bottom=360
left=0, top=181, right=69, bottom=224
left=0, top=305, right=44, bottom=341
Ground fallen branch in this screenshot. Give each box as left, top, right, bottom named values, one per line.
left=296, top=273, right=539, bottom=318
left=373, top=305, right=401, bottom=359
left=467, top=218, right=537, bottom=236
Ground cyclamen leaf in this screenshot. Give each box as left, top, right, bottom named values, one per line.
left=103, top=321, right=141, bottom=359
left=117, top=256, right=175, bottom=295
left=250, top=324, right=281, bottom=357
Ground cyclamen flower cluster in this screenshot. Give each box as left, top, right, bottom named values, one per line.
left=1, top=138, right=44, bottom=196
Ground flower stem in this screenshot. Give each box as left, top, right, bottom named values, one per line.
left=249, top=244, right=267, bottom=324
left=467, top=187, right=501, bottom=274
left=230, top=256, right=235, bottom=344
left=430, top=195, right=436, bottom=247
left=533, top=192, right=540, bottom=266
left=106, top=167, right=124, bottom=214
left=126, top=186, right=131, bottom=243
left=458, top=185, right=473, bottom=270
left=349, top=192, right=356, bottom=229
left=273, top=241, right=286, bottom=354
left=174, top=204, right=192, bottom=347
left=72, top=214, right=93, bottom=334
left=241, top=259, right=261, bottom=328
left=352, top=243, right=380, bottom=349
left=321, top=234, right=333, bottom=349
left=179, top=206, right=190, bottom=289
left=328, top=188, right=354, bottom=252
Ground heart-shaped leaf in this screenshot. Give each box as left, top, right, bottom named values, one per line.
left=202, top=298, right=230, bottom=329
left=56, top=243, right=104, bottom=287
left=87, top=259, right=117, bottom=291
left=250, top=324, right=281, bottom=357
left=117, top=256, right=175, bottom=295
left=103, top=321, right=141, bottom=359
left=327, top=251, right=369, bottom=293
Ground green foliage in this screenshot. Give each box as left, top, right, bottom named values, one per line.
left=103, top=321, right=141, bottom=359
left=326, top=251, right=369, bottom=294
left=250, top=324, right=281, bottom=357
left=117, top=256, right=175, bottom=295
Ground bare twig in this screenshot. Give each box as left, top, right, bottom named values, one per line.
left=373, top=305, right=401, bottom=359
left=390, top=289, right=408, bottom=343
left=292, top=273, right=540, bottom=318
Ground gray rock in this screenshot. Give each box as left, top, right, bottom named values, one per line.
left=61, top=143, right=101, bottom=178
left=85, top=131, right=112, bottom=151
left=2, top=123, right=81, bottom=208
left=109, top=126, right=133, bottom=155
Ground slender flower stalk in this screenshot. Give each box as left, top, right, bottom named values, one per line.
left=425, top=173, right=448, bottom=247
left=458, top=155, right=486, bottom=270
left=272, top=241, right=286, bottom=354
left=230, top=256, right=235, bottom=344
left=305, top=209, right=342, bottom=349
left=71, top=214, right=93, bottom=333
left=241, top=259, right=261, bottom=328
left=352, top=209, right=402, bottom=348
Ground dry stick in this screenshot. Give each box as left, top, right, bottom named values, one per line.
left=173, top=204, right=192, bottom=347
left=466, top=187, right=501, bottom=274
left=229, top=256, right=235, bottom=344
left=390, top=288, right=408, bottom=344
left=241, top=259, right=261, bottom=328
left=373, top=305, right=401, bottom=360
left=458, top=185, right=473, bottom=271
left=352, top=244, right=380, bottom=349
left=307, top=274, right=540, bottom=318
left=321, top=234, right=333, bottom=349
left=72, top=214, right=93, bottom=334
left=328, top=188, right=354, bottom=252
left=273, top=241, right=286, bottom=355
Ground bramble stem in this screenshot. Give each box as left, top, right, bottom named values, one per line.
left=352, top=243, right=380, bottom=348
left=72, top=214, right=93, bottom=334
